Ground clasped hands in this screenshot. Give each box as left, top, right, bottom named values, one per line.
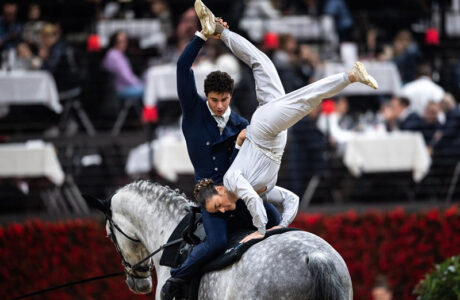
left=239, top=225, right=283, bottom=244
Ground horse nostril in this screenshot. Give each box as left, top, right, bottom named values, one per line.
left=306, top=256, right=310, bottom=264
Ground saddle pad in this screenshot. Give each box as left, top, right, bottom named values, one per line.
left=160, top=212, right=200, bottom=268
left=202, top=227, right=301, bottom=273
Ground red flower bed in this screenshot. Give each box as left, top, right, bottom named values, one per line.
left=1, top=205, right=459, bottom=299
left=0, top=219, right=155, bottom=300
left=292, top=205, right=460, bottom=299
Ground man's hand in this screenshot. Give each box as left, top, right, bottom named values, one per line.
left=236, top=129, right=246, bottom=147
left=267, top=225, right=283, bottom=231
left=240, top=231, right=264, bottom=243
left=204, top=17, right=229, bottom=39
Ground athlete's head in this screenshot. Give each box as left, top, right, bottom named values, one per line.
left=194, top=179, right=237, bottom=214
left=204, top=71, right=234, bottom=116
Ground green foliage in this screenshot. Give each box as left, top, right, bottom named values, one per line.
left=414, top=255, right=460, bottom=300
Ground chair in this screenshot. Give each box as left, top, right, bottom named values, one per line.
left=446, top=161, right=460, bottom=204
left=111, top=94, right=143, bottom=136
left=57, top=87, right=97, bottom=136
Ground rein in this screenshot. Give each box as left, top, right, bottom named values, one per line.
left=10, top=214, right=183, bottom=300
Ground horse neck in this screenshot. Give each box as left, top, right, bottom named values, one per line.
left=139, top=202, right=187, bottom=252
left=133, top=198, right=188, bottom=288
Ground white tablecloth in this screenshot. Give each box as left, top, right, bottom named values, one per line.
left=97, top=19, right=166, bottom=49
left=126, top=131, right=194, bottom=182
left=0, top=70, right=62, bottom=113
left=446, top=11, right=460, bottom=37
left=239, top=15, right=338, bottom=45
left=0, top=141, right=65, bottom=186
left=323, top=61, right=402, bottom=96
left=343, top=132, right=431, bottom=182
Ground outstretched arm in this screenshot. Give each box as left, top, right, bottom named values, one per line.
left=224, top=171, right=268, bottom=235
left=176, top=33, right=207, bottom=112
left=263, top=186, right=299, bottom=228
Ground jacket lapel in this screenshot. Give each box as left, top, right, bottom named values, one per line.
left=213, top=112, right=242, bottom=146
left=201, top=101, right=220, bottom=141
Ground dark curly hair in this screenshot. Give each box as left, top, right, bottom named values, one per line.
left=193, top=178, right=219, bottom=207
left=204, top=71, right=234, bottom=96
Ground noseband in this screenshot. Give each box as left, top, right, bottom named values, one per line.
left=107, top=216, right=153, bottom=279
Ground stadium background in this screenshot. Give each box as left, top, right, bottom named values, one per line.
left=0, top=0, right=459, bottom=299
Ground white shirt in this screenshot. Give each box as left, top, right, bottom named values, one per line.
left=401, top=76, right=444, bottom=116
left=206, top=101, right=231, bottom=134
left=223, top=136, right=299, bottom=235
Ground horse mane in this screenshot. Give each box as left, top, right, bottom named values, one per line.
left=117, top=180, right=196, bottom=212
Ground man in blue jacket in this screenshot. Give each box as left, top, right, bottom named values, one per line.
left=160, top=14, right=280, bottom=300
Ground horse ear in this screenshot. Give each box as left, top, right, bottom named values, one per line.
left=83, top=194, right=109, bottom=214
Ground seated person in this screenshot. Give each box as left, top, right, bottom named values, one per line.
left=385, top=96, right=422, bottom=132
left=39, top=23, right=80, bottom=92
left=102, top=31, right=144, bottom=99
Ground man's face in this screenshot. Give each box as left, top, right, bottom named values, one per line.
left=390, top=97, right=404, bottom=117
left=205, top=186, right=236, bottom=214
left=207, top=92, right=231, bottom=116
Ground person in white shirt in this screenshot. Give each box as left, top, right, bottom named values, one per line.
left=401, top=62, right=445, bottom=117
left=193, top=0, right=378, bottom=243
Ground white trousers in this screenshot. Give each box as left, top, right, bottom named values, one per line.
left=220, top=29, right=350, bottom=153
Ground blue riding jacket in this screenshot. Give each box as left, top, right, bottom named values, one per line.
left=170, top=35, right=280, bottom=281
left=177, top=35, right=248, bottom=184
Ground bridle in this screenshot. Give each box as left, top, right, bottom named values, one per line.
left=106, top=215, right=154, bottom=279
left=11, top=194, right=185, bottom=300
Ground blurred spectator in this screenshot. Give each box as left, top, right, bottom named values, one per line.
left=433, top=93, right=460, bottom=157
left=287, top=106, right=328, bottom=197
left=401, top=62, right=445, bottom=117
left=272, top=34, right=314, bottom=92
left=391, top=30, right=422, bottom=84
left=143, top=0, right=174, bottom=40
left=298, top=44, right=320, bottom=82
left=0, top=2, right=22, bottom=51
left=360, top=27, right=386, bottom=60
left=371, top=274, right=393, bottom=300
left=272, top=34, right=301, bottom=92
left=385, top=96, right=423, bottom=131
left=39, top=23, right=81, bottom=92
left=323, top=0, right=353, bottom=41
left=154, top=7, right=198, bottom=65
left=22, top=3, right=44, bottom=49
left=421, top=101, right=441, bottom=146
left=102, top=31, right=144, bottom=99
left=419, top=95, right=459, bottom=201
left=317, top=97, right=355, bottom=153
left=13, top=41, right=41, bottom=70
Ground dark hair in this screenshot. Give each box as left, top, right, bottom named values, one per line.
left=204, top=71, right=234, bottom=96
left=193, top=178, right=218, bottom=207
left=398, top=96, right=411, bottom=107
left=373, top=274, right=391, bottom=291
left=108, top=31, right=125, bottom=49
left=415, top=62, right=432, bottom=78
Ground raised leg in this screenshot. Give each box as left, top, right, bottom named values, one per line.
left=220, top=29, right=285, bottom=105
left=250, top=72, right=351, bottom=141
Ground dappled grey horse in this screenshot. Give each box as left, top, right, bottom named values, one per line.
left=101, top=180, right=352, bottom=299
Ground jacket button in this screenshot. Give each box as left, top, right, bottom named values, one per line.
left=214, top=167, right=218, bottom=171
left=212, top=156, right=216, bottom=160
left=206, top=141, right=210, bottom=146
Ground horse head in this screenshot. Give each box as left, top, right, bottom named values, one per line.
left=84, top=192, right=154, bottom=294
